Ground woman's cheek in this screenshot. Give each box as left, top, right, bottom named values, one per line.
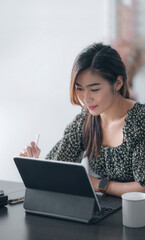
left=76, top=92, right=84, bottom=102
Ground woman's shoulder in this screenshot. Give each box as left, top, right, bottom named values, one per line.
left=64, top=108, right=88, bottom=135
left=124, top=102, right=145, bottom=144
left=134, top=102, right=145, bottom=112
left=127, top=102, right=145, bottom=122
left=71, top=107, right=89, bottom=125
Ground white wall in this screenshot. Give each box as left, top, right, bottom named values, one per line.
left=0, top=0, right=110, bottom=181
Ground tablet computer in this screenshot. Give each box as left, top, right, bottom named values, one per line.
left=14, top=157, right=121, bottom=224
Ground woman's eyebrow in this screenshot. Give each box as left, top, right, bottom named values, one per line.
left=87, top=83, right=101, bottom=87
left=75, top=82, right=101, bottom=87
left=75, top=83, right=81, bottom=86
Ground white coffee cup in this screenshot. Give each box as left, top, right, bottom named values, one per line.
left=122, top=192, right=145, bottom=228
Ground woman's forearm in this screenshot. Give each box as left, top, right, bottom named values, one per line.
left=89, top=175, right=145, bottom=197
left=106, top=181, right=145, bottom=197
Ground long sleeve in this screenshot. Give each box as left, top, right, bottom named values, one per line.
left=132, top=140, right=145, bottom=187
left=132, top=107, right=145, bottom=187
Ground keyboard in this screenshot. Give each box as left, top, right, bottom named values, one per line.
left=90, top=207, right=115, bottom=223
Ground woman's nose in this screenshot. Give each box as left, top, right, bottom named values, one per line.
left=84, top=91, right=92, bottom=104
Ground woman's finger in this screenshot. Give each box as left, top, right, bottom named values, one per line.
left=19, top=150, right=27, bottom=157
left=34, top=145, right=41, bottom=158
left=25, top=146, right=33, bottom=157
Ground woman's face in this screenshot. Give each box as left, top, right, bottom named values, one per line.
left=75, top=70, right=118, bottom=116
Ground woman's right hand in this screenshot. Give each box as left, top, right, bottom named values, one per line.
left=19, top=141, right=41, bottom=158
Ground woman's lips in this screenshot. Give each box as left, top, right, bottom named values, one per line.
left=88, top=105, right=97, bottom=110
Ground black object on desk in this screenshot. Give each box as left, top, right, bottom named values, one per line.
left=14, top=157, right=122, bottom=224
left=0, top=190, right=8, bottom=207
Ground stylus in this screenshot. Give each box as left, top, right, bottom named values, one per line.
left=35, top=133, right=40, bottom=146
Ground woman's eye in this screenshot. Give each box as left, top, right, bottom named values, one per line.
left=91, top=89, right=100, bottom=92
left=76, top=87, right=83, bottom=91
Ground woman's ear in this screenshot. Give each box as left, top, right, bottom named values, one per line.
left=114, top=76, right=123, bottom=91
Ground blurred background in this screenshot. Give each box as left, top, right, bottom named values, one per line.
left=0, top=0, right=145, bottom=181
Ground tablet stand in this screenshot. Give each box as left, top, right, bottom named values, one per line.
left=24, top=188, right=97, bottom=223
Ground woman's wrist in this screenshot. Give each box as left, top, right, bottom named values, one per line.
left=98, top=178, right=110, bottom=194
left=89, top=175, right=101, bottom=192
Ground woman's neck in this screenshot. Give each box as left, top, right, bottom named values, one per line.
left=100, top=96, right=136, bottom=125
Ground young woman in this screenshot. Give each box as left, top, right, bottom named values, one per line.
left=20, top=43, right=145, bottom=197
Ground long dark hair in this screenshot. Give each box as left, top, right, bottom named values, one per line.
left=70, top=43, right=130, bottom=159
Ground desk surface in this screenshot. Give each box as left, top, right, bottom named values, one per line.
left=0, top=180, right=145, bottom=240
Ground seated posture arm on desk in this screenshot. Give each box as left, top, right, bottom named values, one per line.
left=20, top=43, right=145, bottom=197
